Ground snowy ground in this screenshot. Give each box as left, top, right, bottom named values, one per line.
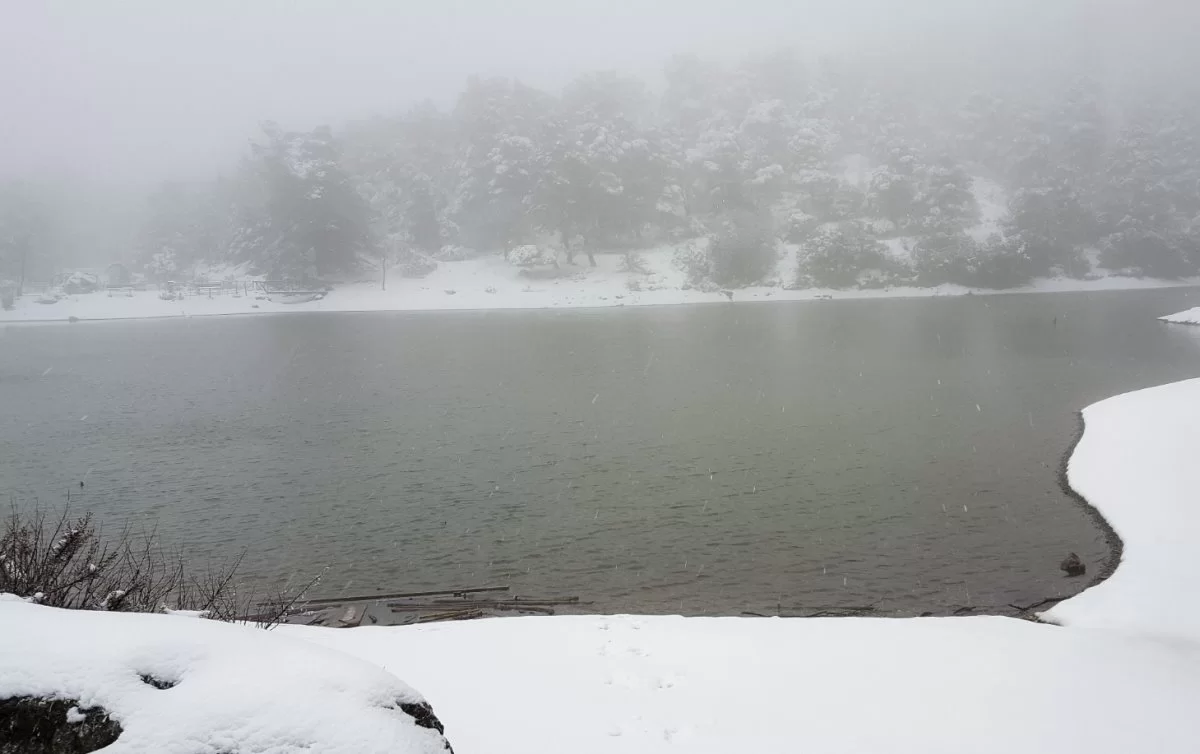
left=3, top=247, right=1199, bottom=323
left=1161, top=306, right=1200, bottom=325
left=6, top=378, right=1200, bottom=752
left=0, top=595, right=450, bottom=754
left=293, top=614, right=1200, bottom=754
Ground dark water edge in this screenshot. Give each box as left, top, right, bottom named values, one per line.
left=3, top=287, right=1200, bottom=618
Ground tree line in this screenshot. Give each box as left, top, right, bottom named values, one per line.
left=5, top=50, right=1200, bottom=291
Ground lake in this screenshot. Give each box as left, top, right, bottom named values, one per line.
left=3, top=288, right=1200, bottom=616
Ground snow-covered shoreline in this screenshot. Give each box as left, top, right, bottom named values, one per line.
left=4, top=249, right=1199, bottom=324
left=1041, top=378, right=1200, bottom=640
left=6, top=377, right=1200, bottom=752
left=1160, top=306, right=1200, bottom=325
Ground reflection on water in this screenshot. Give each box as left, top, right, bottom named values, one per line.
left=2, top=288, right=1199, bottom=616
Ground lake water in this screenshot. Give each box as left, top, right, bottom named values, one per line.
left=3, top=289, right=1200, bottom=616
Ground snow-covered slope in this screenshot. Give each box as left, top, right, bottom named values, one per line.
left=0, top=596, right=450, bottom=754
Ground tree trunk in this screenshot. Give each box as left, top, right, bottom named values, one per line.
left=587, top=251, right=596, bottom=267
left=17, top=244, right=28, bottom=297
left=561, top=227, right=574, bottom=264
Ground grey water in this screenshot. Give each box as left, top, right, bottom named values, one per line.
left=3, top=288, right=1200, bottom=616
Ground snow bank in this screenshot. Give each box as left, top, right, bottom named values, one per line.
left=290, top=614, right=1200, bottom=754
left=0, top=596, right=450, bottom=754
left=3, top=248, right=1199, bottom=324
left=1160, top=306, right=1200, bottom=325
left=1043, top=378, right=1200, bottom=640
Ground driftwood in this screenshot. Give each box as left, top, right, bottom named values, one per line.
left=1008, top=596, right=1068, bottom=613
left=387, top=598, right=583, bottom=610
left=416, top=609, right=486, bottom=623
left=268, top=585, right=511, bottom=610
left=275, top=585, right=581, bottom=627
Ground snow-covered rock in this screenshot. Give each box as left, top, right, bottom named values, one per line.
left=0, top=596, right=451, bottom=754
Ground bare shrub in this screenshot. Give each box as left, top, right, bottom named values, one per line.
left=0, top=505, right=310, bottom=628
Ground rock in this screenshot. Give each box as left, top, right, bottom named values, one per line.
left=1060, top=552, right=1086, bottom=577
left=0, top=697, right=121, bottom=754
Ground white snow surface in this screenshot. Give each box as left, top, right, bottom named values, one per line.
left=0, top=596, right=449, bottom=754
left=289, top=614, right=1200, bottom=754
left=4, top=247, right=1199, bottom=324
left=1160, top=306, right=1200, bottom=325
left=1042, top=378, right=1200, bottom=640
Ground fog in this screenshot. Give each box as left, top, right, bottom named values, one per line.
left=2, top=0, right=1200, bottom=282
left=3, top=0, right=1195, bottom=183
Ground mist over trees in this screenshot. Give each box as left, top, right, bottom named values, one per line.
left=46, top=49, right=1200, bottom=289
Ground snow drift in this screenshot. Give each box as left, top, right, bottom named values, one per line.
left=0, top=595, right=451, bottom=754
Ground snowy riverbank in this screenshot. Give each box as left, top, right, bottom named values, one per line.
left=5, top=377, right=1200, bottom=753
left=1161, top=306, right=1200, bottom=325
left=3, top=248, right=1200, bottom=323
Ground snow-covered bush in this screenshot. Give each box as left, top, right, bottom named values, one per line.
left=506, top=244, right=557, bottom=267
left=795, top=223, right=891, bottom=289
left=61, top=271, right=100, bottom=294
left=434, top=244, right=476, bottom=262
left=672, top=238, right=711, bottom=285
left=618, top=251, right=650, bottom=274
left=398, top=253, right=438, bottom=279
left=707, top=212, right=777, bottom=287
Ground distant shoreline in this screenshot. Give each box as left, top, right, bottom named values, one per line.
left=3, top=272, right=1199, bottom=326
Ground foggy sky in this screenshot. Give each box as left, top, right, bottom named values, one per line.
left=0, top=0, right=1195, bottom=185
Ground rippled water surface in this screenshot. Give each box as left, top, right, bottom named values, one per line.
left=4, top=289, right=1200, bottom=615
